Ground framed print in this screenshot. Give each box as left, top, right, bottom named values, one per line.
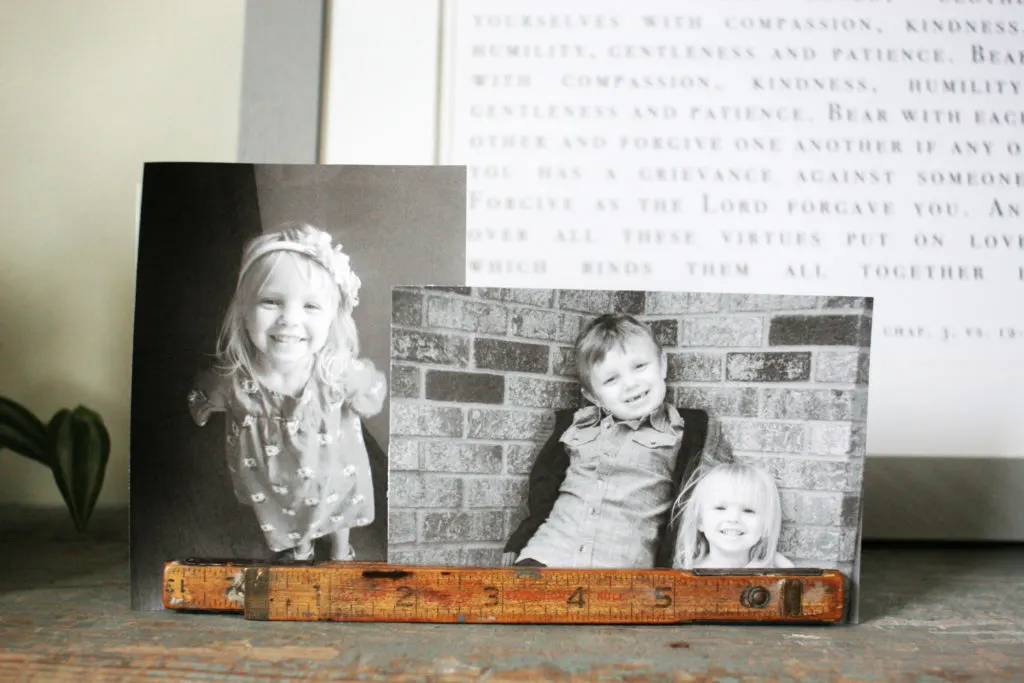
left=241, top=0, right=1024, bottom=541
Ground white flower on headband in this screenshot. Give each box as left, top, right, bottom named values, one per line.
left=329, top=246, right=362, bottom=307
left=310, top=232, right=361, bottom=307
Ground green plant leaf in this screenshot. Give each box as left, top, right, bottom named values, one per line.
left=47, top=406, right=111, bottom=533
left=0, top=396, right=48, bottom=465
left=47, top=409, right=77, bottom=521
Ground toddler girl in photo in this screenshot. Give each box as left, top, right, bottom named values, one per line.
left=188, top=222, right=386, bottom=562
left=673, top=462, right=794, bottom=569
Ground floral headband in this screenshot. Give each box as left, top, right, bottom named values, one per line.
left=239, top=231, right=362, bottom=307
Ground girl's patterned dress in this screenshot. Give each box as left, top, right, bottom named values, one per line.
left=188, top=368, right=374, bottom=552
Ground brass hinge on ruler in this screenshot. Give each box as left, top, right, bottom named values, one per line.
left=163, top=560, right=847, bottom=624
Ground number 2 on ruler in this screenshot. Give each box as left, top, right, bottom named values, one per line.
left=395, top=586, right=415, bottom=607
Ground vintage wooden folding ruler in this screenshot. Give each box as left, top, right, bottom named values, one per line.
left=163, top=560, right=846, bottom=624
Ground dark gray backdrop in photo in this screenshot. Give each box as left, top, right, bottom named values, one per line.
left=129, top=163, right=465, bottom=610
left=238, top=0, right=1024, bottom=543
left=386, top=287, right=871, bottom=621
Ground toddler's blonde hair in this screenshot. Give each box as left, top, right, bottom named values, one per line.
left=673, top=462, right=784, bottom=569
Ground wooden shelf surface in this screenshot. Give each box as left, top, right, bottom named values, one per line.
left=1, top=507, right=1022, bottom=681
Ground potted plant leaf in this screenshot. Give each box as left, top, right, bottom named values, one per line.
left=0, top=397, right=111, bottom=533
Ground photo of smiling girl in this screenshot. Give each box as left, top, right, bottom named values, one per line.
left=189, top=223, right=385, bottom=562
left=130, top=164, right=466, bottom=611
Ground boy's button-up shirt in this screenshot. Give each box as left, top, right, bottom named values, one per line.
left=518, top=402, right=684, bottom=568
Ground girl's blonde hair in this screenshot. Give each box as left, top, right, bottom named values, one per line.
left=214, top=222, right=359, bottom=398
left=673, top=462, right=784, bottom=569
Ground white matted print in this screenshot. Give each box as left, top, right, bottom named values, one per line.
left=387, top=286, right=871, bottom=621
left=437, top=0, right=1024, bottom=463
left=129, top=163, right=465, bottom=611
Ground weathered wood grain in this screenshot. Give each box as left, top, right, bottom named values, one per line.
left=2, top=507, right=1023, bottom=681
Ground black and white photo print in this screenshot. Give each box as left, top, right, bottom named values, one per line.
left=129, top=164, right=465, bottom=610
left=388, top=287, right=872, bottom=621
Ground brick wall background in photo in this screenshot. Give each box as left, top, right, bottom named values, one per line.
left=387, top=287, right=871, bottom=576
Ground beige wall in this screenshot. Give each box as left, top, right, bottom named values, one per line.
left=0, top=1, right=245, bottom=506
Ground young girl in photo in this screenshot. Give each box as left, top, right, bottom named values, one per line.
left=188, top=222, right=386, bottom=562
left=673, top=462, right=795, bottom=569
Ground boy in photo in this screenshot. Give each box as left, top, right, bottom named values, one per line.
left=505, top=313, right=729, bottom=568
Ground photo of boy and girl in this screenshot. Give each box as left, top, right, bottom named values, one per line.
left=502, top=312, right=794, bottom=571
left=131, top=163, right=869, bottom=618
left=389, top=286, right=871, bottom=603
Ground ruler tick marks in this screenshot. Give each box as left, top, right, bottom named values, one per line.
left=163, top=561, right=846, bottom=624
